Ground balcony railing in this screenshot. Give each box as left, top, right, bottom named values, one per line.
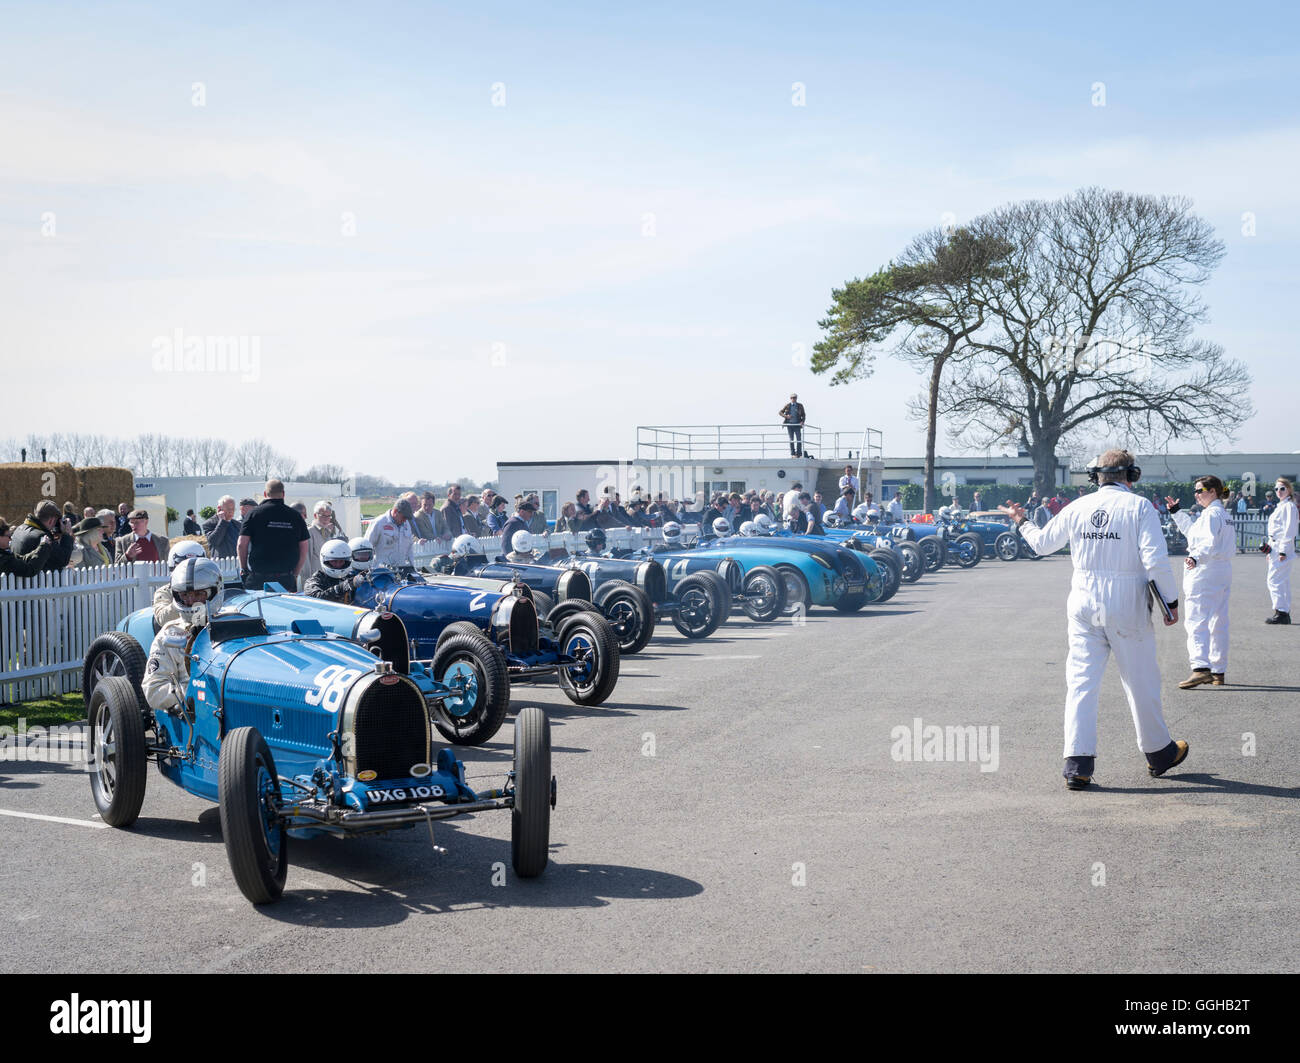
left=636, top=424, right=882, bottom=463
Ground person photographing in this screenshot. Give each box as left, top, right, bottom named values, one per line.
left=1261, top=477, right=1297, bottom=624
left=1165, top=477, right=1235, bottom=686
left=1002, top=449, right=1189, bottom=790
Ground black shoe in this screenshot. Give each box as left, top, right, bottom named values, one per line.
left=1064, top=755, right=1094, bottom=790
left=1265, top=611, right=1291, bottom=625
left=1147, top=740, right=1190, bottom=777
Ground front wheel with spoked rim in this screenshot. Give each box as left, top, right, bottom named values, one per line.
left=740, top=565, right=786, bottom=622
left=775, top=565, right=810, bottom=616
left=430, top=632, right=511, bottom=746
left=555, top=612, right=620, bottom=705
left=219, top=727, right=288, bottom=905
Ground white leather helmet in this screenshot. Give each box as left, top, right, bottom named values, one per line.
left=320, top=539, right=352, bottom=578
left=852, top=503, right=871, bottom=522
left=511, top=530, right=535, bottom=555
left=348, top=536, right=374, bottom=573
left=170, top=557, right=223, bottom=627
left=662, top=521, right=682, bottom=544
left=712, top=517, right=731, bottom=537
left=452, top=534, right=479, bottom=557
left=824, top=512, right=842, bottom=529
left=739, top=520, right=758, bottom=536
left=166, top=540, right=207, bottom=571
left=754, top=513, right=774, bottom=535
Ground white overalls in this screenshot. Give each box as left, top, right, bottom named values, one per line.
left=1020, top=484, right=1179, bottom=758
left=1266, top=498, right=1298, bottom=613
left=1170, top=500, right=1235, bottom=672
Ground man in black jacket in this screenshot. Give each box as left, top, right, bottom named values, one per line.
left=201, top=495, right=241, bottom=559
left=497, top=499, right=536, bottom=553
left=9, top=501, right=74, bottom=572
left=0, top=517, right=56, bottom=576
left=780, top=393, right=806, bottom=457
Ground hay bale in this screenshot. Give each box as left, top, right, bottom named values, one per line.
left=77, top=466, right=134, bottom=513
left=0, top=462, right=78, bottom=524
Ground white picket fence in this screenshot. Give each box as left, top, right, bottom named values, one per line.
left=0, top=526, right=691, bottom=707
left=0, top=560, right=240, bottom=705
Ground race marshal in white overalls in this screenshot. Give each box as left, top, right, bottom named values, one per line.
left=1004, top=450, right=1190, bottom=790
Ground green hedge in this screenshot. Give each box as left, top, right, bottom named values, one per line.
left=900, top=480, right=1257, bottom=513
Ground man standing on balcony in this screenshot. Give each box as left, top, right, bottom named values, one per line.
left=779, top=393, right=805, bottom=457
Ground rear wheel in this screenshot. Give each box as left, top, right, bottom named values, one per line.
left=556, top=612, right=620, bottom=705
left=740, top=565, right=786, bottom=622
left=995, top=532, right=1020, bottom=561
left=595, top=580, right=655, bottom=655
left=88, top=676, right=147, bottom=828
left=917, top=536, right=943, bottom=573
left=431, top=632, right=511, bottom=745
left=1019, top=537, right=1041, bottom=560
left=83, top=631, right=148, bottom=713
left=511, top=706, right=552, bottom=878
left=219, top=727, right=288, bottom=905
left=775, top=565, right=810, bottom=615
left=671, top=574, right=725, bottom=638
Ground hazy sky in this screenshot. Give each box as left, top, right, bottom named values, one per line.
left=2, top=1, right=1296, bottom=481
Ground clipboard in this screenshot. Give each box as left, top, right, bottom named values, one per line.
left=1148, top=580, right=1176, bottom=622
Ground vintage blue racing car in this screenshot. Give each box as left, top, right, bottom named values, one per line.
left=85, top=613, right=554, bottom=905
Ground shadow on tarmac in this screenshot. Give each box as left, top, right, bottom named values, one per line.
left=1091, top=772, right=1300, bottom=799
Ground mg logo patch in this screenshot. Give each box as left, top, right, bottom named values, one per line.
left=1090, top=510, right=1110, bottom=528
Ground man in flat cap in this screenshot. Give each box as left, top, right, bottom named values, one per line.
left=116, top=508, right=169, bottom=564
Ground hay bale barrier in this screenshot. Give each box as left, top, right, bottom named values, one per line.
left=77, top=466, right=134, bottom=513
left=0, top=462, right=77, bottom=521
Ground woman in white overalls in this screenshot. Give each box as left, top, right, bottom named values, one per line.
left=1262, top=477, right=1298, bottom=624
left=1166, top=476, right=1235, bottom=687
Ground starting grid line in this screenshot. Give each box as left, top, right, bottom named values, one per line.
left=0, top=809, right=107, bottom=829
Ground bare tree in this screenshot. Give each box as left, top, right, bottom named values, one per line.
left=945, top=188, right=1253, bottom=494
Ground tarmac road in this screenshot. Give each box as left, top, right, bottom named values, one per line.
left=1, top=552, right=1296, bottom=973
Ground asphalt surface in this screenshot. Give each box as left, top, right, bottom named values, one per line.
left=2, top=551, right=1296, bottom=973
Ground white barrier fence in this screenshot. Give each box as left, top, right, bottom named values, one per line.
left=0, top=559, right=241, bottom=705
left=0, top=528, right=686, bottom=706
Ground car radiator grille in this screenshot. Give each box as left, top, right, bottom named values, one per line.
left=509, top=597, right=539, bottom=657
left=352, top=679, right=430, bottom=781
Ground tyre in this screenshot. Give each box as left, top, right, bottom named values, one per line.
left=671, top=573, right=725, bottom=638
left=511, top=706, right=552, bottom=878
left=218, top=727, right=288, bottom=905
left=82, top=631, right=148, bottom=713
left=437, top=620, right=491, bottom=646
left=867, top=550, right=900, bottom=604
left=1019, top=537, right=1041, bottom=561
left=87, top=676, right=147, bottom=828
left=917, top=536, right=944, bottom=573
left=546, top=599, right=602, bottom=629
left=952, top=533, right=983, bottom=568
left=740, top=565, right=786, bottom=622
left=995, top=532, right=1020, bottom=561
left=555, top=612, right=620, bottom=706
left=895, top=542, right=924, bottom=583
left=530, top=590, right=554, bottom=621
left=698, top=569, right=733, bottom=621
left=775, top=564, right=811, bottom=615
left=430, top=632, right=511, bottom=745
left=595, top=580, right=655, bottom=655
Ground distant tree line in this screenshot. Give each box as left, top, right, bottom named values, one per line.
left=0, top=433, right=308, bottom=481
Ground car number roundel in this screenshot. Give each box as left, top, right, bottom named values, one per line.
left=305, top=665, right=364, bottom=712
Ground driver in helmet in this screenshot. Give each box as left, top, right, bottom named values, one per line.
left=707, top=516, right=732, bottom=541
left=753, top=513, right=775, bottom=536
left=738, top=520, right=758, bottom=537
left=142, top=557, right=225, bottom=715
left=153, top=540, right=209, bottom=628
left=583, top=527, right=608, bottom=556
left=507, top=530, right=537, bottom=563
left=652, top=521, right=682, bottom=554
left=304, top=539, right=365, bottom=602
